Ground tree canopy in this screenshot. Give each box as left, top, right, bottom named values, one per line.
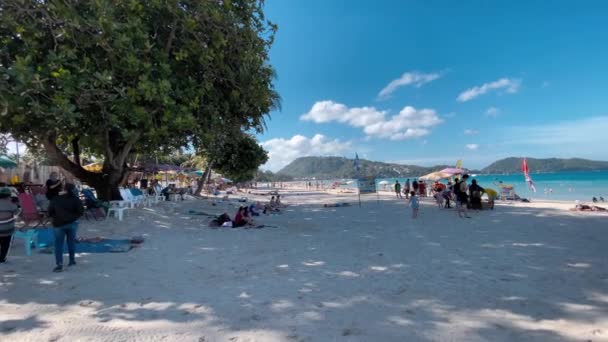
left=0, top=0, right=278, bottom=199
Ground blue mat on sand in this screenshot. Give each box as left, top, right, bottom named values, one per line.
left=69, top=239, right=133, bottom=253
left=38, top=237, right=134, bottom=253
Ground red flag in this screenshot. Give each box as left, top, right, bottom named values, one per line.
left=522, top=158, right=536, bottom=193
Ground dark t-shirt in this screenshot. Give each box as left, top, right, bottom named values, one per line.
left=412, top=181, right=419, bottom=189
left=48, top=194, right=84, bottom=227
left=395, top=183, right=401, bottom=192
left=46, top=179, right=61, bottom=200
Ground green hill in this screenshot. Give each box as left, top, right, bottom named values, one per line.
left=481, top=157, right=608, bottom=174
left=277, top=156, right=452, bottom=179
left=272, top=156, right=608, bottom=180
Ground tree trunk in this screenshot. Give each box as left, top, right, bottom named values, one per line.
left=194, top=160, right=214, bottom=196
left=42, top=134, right=136, bottom=201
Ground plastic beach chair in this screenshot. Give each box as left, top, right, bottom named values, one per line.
left=18, top=193, right=50, bottom=228
left=119, top=188, right=141, bottom=208
left=81, top=189, right=106, bottom=221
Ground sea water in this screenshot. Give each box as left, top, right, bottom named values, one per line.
left=374, top=171, right=608, bottom=202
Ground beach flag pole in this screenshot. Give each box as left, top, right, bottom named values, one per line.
left=354, top=153, right=361, bottom=207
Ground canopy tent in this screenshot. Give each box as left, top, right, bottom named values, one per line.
left=439, top=167, right=466, bottom=177
left=419, top=171, right=452, bottom=181
left=439, top=167, right=465, bottom=175
left=0, top=155, right=17, bottom=169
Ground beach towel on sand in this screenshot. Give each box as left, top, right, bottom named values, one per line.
left=40, top=237, right=143, bottom=254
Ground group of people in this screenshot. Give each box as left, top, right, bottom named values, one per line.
left=1, top=172, right=84, bottom=272
left=393, top=179, right=426, bottom=199
left=396, top=174, right=494, bottom=219
left=210, top=195, right=285, bottom=228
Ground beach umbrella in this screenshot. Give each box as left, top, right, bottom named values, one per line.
left=83, top=162, right=103, bottom=172
left=419, top=171, right=452, bottom=181
left=187, top=170, right=204, bottom=177
left=0, top=155, right=17, bottom=168
left=378, top=180, right=389, bottom=185
left=439, top=167, right=465, bottom=175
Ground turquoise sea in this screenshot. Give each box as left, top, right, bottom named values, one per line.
left=374, top=171, right=608, bottom=202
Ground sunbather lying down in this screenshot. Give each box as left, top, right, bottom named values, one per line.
left=571, top=204, right=607, bottom=211
left=323, top=202, right=351, bottom=208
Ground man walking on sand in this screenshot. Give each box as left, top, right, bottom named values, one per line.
left=455, top=174, right=471, bottom=218
left=394, top=180, right=402, bottom=199
left=404, top=179, right=411, bottom=199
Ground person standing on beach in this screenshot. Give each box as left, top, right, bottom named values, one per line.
left=48, top=183, right=84, bottom=272
left=46, top=172, right=63, bottom=200
left=409, top=191, right=419, bottom=218
left=412, top=179, right=419, bottom=196
left=455, top=175, right=471, bottom=218
left=394, top=180, right=402, bottom=199
left=0, top=188, right=18, bottom=263
left=404, top=179, right=411, bottom=199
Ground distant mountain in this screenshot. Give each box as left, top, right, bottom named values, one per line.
left=277, top=156, right=454, bottom=179
left=272, top=156, right=608, bottom=180
left=481, top=157, right=608, bottom=174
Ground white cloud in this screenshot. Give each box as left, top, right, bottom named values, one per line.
left=485, top=107, right=500, bottom=117
left=464, top=129, right=479, bottom=135
left=260, top=134, right=351, bottom=171
left=378, top=71, right=441, bottom=99
left=465, top=144, right=479, bottom=150
left=301, top=101, right=443, bottom=140
left=300, top=100, right=386, bottom=126
left=457, top=78, right=521, bottom=102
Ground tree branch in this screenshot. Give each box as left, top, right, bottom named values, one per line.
left=42, top=134, right=91, bottom=179
left=71, top=137, right=81, bottom=166
left=115, top=132, right=141, bottom=167
left=165, top=20, right=178, bottom=54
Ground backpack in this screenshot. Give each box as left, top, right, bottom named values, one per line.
left=453, top=181, right=463, bottom=195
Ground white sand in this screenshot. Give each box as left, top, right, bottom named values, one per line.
left=1, top=192, right=608, bottom=341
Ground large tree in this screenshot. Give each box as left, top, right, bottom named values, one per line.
left=0, top=0, right=278, bottom=200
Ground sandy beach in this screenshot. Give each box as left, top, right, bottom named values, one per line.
left=2, top=191, right=608, bottom=342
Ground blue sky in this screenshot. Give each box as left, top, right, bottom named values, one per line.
left=257, top=1, right=608, bottom=171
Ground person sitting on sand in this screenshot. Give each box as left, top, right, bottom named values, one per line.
left=323, top=202, right=351, bottom=208
left=601, top=196, right=605, bottom=202
left=209, top=213, right=232, bottom=227
left=593, top=197, right=598, bottom=203
left=161, top=184, right=175, bottom=201
left=276, top=195, right=287, bottom=208
left=249, top=203, right=260, bottom=216
left=234, top=207, right=254, bottom=227
left=573, top=204, right=607, bottom=211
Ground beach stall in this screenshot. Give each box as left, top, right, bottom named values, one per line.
left=419, top=171, right=452, bottom=181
